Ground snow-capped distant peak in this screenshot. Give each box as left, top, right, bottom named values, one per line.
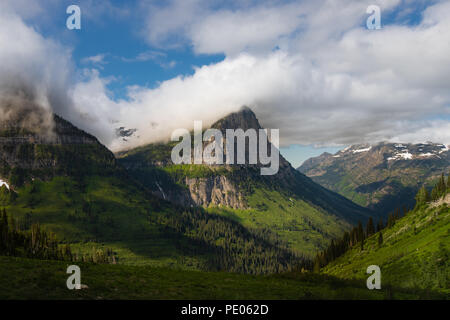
left=335, top=142, right=447, bottom=162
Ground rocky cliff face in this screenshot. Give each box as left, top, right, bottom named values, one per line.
left=0, top=114, right=117, bottom=186
left=298, top=142, right=450, bottom=214
left=184, top=175, right=246, bottom=209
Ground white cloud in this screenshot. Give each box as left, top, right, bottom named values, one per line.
left=387, top=120, right=450, bottom=145
left=0, top=7, right=116, bottom=145
left=1, top=0, right=449, bottom=152
left=81, top=54, right=108, bottom=69
left=124, top=0, right=449, bottom=148
left=0, top=0, right=51, bottom=20
left=0, top=8, right=73, bottom=135
left=85, top=0, right=449, bottom=150
left=188, top=3, right=305, bottom=55
left=142, top=0, right=402, bottom=56
left=121, top=50, right=166, bottom=63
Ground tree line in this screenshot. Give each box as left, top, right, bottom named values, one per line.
left=415, top=171, right=450, bottom=205
left=0, top=209, right=115, bottom=263
left=152, top=206, right=313, bottom=274
left=313, top=171, right=450, bottom=272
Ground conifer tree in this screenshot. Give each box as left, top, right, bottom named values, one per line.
left=0, top=211, right=8, bottom=252
left=329, top=239, right=336, bottom=260
left=366, top=217, right=375, bottom=237
left=378, top=232, right=383, bottom=247
left=447, top=170, right=450, bottom=190
left=402, top=206, right=408, bottom=217
left=439, top=173, right=446, bottom=196
left=377, top=217, right=384, bottom=232
left=313, top=255, right=320, bottom=273
left=387, top=213, right=394, bottom=228
left=415, top=185, right=430, bottom=206
left=357, top=221, right=364, bottom=242
left=431, top=186, right=439, bottom=201
left=395, top=208, right=401, bottom=220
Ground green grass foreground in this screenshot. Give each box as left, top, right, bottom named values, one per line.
left=0, top=255, right=442, bottom=300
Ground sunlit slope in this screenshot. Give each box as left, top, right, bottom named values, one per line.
left=208, top=188, right=350, bottom=256
left=323, top=202, right=450, bottom=295
left=2, top=175, right=308, bottom=273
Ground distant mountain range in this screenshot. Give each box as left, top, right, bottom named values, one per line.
left=298, top=142, right=450, bottom=215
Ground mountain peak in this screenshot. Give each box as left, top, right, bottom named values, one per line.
left=211, top=106, right=261, bottom=131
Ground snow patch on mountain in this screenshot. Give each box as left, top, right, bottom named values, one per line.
left=352, top=146, right=372, bottom=153
left=330, top=142, right=448, bottom=162
left=400, top=152, right=413, bottom=160
left=341, top=146, right=351, bottom=153
left=387, top=151, right=413, bottom=161
left=418, top=152, right=438, bottom=158
left=439, top=144, right=449, bottom=154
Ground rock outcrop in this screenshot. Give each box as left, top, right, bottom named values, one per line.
left=184, top=175, right=246, bottom=209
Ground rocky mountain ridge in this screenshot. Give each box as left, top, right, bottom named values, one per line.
left=298, top=142, right=450, bottom=214
left=0, top=114, right=117, bottom=187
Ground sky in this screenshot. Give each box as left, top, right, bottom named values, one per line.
left=0, top=0, right=449, bottom=167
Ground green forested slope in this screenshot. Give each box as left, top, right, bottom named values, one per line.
left=1, top=175, right=309, bottom=274
left=322, top=201, right=449, bottom=295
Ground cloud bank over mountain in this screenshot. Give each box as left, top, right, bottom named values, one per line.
left=0, top=0, right=449, bottom=151
left=0, top=9, right=70, bottom=137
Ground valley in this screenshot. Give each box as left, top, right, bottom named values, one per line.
left=0, top=108, right=448, bottom=300
left=117, top=108, right=375, bottom=256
